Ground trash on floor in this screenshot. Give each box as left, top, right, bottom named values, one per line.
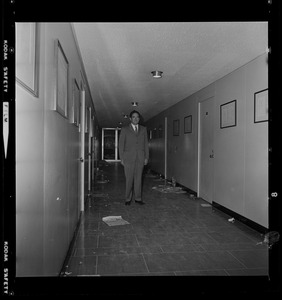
left=102, top=216, right=130, bottom=226
left=228, top=217, right=235, bottom=223
left=96, top=179, right=110, bottom=184
left=201, top=203, right=211, bottom=207
left=258, top=231, right=280, bottom=249
left=152, top=185, right=186, bottom=194
left=63, top=272, right=72, bottom=276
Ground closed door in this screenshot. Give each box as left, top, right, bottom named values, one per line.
left=79, top=90, right=85, bottom=211
left=198, top=97, right=214, bottom=203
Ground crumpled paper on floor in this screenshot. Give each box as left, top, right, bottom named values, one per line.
left=102, top=216, right=130, bottom=226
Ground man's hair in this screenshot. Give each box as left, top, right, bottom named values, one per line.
left=129, top=110, right=141, bottom=118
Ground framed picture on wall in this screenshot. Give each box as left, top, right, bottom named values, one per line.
left=184, top=115, right=192, bottom=133
left=220, top=100, right=237, bottom=129
left=254, top=88, right=268, bottom=123
left=16, top=22, right=39, bottom=97
left=173, top=119, right=180, bottom=136
left=73, top=79, right=80, bottom=126
left=55, top=40, right=69, bottom=118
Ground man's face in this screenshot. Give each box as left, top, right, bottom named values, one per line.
left=130, top=113, right=140, bottom=125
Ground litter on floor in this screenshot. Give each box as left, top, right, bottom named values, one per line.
left=200, top=203, right=211, bottom=207
left=152, top=185, right=186, bottom=194
left=102, top=216, right=130, bottom=226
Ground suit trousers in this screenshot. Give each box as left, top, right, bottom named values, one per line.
left=123, top=159, right=144, bottom=202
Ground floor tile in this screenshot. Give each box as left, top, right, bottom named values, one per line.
left=97, top=254, right=148, bottom=275
left=228, top=249, right=268, bottom=269
left=98, top=234, right=139, bottom=248
left=207, top=231, right=255, bottom=244
left=175, top=269, right=228, bottom=276
left=184, top=232, right=218, bottom=244
left=161, top=243, right=203, bottom=253
left=143, top=252, right=218, bottom=273
left=204, top=250, right=247, bottom=269
left=136, top=233, right=192, bottom=247
left=225, top=268, right=269, bottom=276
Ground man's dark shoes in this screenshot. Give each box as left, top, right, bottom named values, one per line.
left=125, top=201, right=131, bottom=206
left=135, top=201, right=145, bottom=205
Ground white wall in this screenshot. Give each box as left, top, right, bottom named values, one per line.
left=244, top=56, right=268, bottom=226
left=16, top=23, right=45, bottom=276
left=146, top=54, right=268, bottom=228
left=16, top=23, right=98, bottom=276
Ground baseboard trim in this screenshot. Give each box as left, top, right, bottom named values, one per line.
left=177, top=182, right=197, bottom=197
left=212, top=201, right=268, bottom=234
left=59, top=212, right=82, bottom=276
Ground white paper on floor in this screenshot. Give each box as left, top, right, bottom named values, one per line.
left=102, top=216, right=130, bottom=226
left=200, top=203, right=211, bottom=207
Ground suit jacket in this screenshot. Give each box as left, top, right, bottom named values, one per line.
left=119, top=124, right=149, bottom=164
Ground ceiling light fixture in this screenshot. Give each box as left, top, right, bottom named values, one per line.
left=151, top=70, right=163, bottom=78
left=131, top=102, right=138, bottom=107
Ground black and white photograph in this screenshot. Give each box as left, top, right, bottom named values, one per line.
left=2, top=0, right=281, bottom=297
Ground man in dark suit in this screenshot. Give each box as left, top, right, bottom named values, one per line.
left=119, top=110, right=149, bottom=205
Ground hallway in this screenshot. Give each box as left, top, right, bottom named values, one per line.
left=63, top=162, right=268, bottom=277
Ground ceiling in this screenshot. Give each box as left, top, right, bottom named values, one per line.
left=72, top=22, right=268, bottom=128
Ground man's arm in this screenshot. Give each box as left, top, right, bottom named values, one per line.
left=144, top=128, right=149, bottom=165
left=119, top=128, right=125, bottom=165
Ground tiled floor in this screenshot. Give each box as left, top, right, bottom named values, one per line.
left=63, top=162, right=268, bottom=277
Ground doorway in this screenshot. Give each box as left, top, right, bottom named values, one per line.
left=102, top=128, right=121, bottom=162
left=198, top=97, right=214, bottom=203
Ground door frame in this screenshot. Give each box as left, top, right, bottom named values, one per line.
left=101, top=128, right=121, bottom=162
left=87, top=107, right=92, bottom=193
left=197, top=97, right=214, bottom=203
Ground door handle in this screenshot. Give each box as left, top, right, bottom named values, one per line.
left=80, top=157, right=84, bottom=162
left=209, top=150, right=214, bottom=158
